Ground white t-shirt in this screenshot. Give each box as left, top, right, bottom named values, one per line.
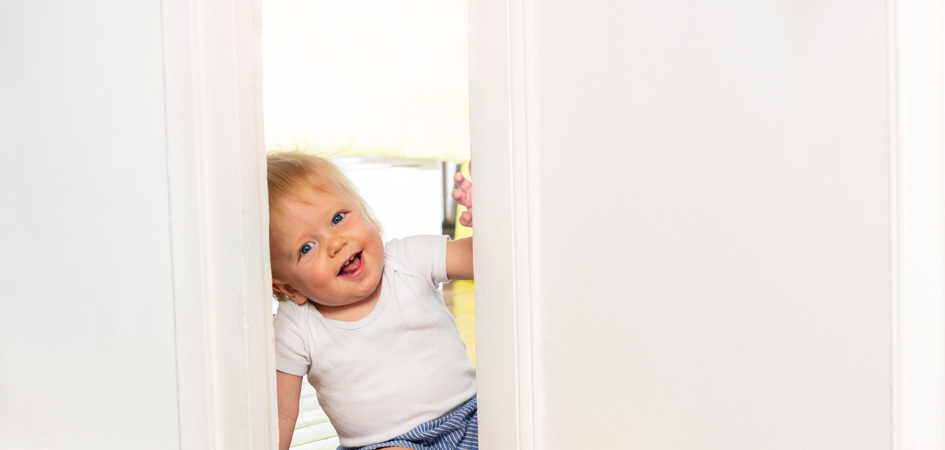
left=274, top=235, right=477, bottom=448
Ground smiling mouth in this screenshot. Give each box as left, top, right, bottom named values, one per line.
left=338, top=251, right=364, bottom=277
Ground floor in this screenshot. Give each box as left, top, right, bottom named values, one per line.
left=289, top=280, right=476, bottom=449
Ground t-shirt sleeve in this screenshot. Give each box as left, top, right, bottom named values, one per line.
left=385, top=234, right=450, bottom=289
left=272, top=301, right=311, bottom=377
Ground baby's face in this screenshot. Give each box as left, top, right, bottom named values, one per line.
left=270, top=186, right=384, bottom=311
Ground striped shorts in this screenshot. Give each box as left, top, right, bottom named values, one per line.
left=340, top=396, right=478, bottom=450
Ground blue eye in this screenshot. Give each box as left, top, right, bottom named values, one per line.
left=332, top=212, right=346, bottom=225
left=299, top=243, right=313, bottom=256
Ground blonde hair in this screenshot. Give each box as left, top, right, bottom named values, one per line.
left=267, top=151, right=381, bottom=302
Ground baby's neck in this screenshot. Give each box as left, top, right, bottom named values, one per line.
left=314, top=278, right=383, bottom=322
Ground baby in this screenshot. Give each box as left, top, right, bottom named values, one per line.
left=267, top=152, right=477, bottom=450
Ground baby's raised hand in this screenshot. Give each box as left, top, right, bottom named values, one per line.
left=451, top=163, right=473, bottom=227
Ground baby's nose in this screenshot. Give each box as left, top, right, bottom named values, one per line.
left=327, top=235, right=347, bottom=257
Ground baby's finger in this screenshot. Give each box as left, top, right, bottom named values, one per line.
left=452, top=188, right=472, bottom=208
left=453, top=172, right=471, bottom=191
left=459, top=210, right=473, bottom=227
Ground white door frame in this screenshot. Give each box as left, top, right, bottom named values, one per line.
left=471, top=0, right=945, bottom=448
left=161, top=0, right=277, bottom=449
left=154, top=0, right=945, bottom=447
left=468, top=0, right=537, bottom=448
left=890, top=0, right=945, bottom=449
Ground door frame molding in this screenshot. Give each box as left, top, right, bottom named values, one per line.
left=468, top=0, right=537, bottom=448
left=890, top=0, right=945, bottom=449
left=161, top=0, right=276, bottom=448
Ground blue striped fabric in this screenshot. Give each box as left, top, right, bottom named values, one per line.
left=340, top=396, right=478, bottom=450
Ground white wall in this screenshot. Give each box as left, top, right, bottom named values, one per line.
left=471, top=1, right=893, bottom=448
left=0, top=1, right=275, bottom=449
left=0, top=2, right=179, bottom=448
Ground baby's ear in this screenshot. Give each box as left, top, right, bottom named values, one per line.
left=272, top=280, right=307, bottom=305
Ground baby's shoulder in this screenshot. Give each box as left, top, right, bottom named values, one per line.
left=272, top=299, right=309, bottom=332
left=384, top=234, right=448, bottom=259
left=383, top=234, right=449, bottom=288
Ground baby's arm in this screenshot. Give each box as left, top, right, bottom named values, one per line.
left=446, top=165, right=474, bottom=280
left=446, top=237, right=473, bottom=280
left=276, top=370, right=303, bottom=450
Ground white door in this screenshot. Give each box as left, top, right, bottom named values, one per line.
left=469, top=0, right=945, bottom=449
